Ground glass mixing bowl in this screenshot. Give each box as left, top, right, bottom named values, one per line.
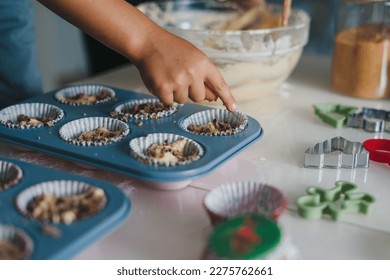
left=137, top=0, right=310, bottom=102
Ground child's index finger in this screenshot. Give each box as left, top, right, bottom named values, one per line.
left=204, top=69, right=237, bottom=112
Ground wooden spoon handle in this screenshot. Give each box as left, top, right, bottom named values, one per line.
left=281, top=0, right=292, bottom=26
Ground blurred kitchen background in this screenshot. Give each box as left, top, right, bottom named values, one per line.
left=33, top=1, right=89, bottom=91
left=32, top=0, right=336, bottom=93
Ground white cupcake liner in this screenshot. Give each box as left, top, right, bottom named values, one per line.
left=180, top=109, right=248, bottom=136
left=16, top=180, right=107, bottom=224
left=59, top=117, right=130, bottom=146
left=113, top=98, right=178, bottom=120
left=0, top=161, right=23, bottom=192
left=54, top=84, right=115, bottom=106
left=0, top=224, right=34, bottom=260
left=204, top=181, right=288, bottom=224
left=129, top=133, right=204, bottom=166
left=0, top=103, right=64, bottom=129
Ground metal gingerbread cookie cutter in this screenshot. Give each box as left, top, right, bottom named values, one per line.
left=304, top=136, right=369, bottom=168
left=296, top=181, right=375, bottom=221
left=346, top=107, right=390, bottom=133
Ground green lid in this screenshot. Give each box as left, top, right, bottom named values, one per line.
left=209, top=214, right=281, bottom=260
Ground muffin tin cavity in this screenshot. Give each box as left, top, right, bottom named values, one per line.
left=112, top=98, right=178, bottom=120
left=179, top=109, right=248, bottom=136
left=0, top=161, right=23, bottom=192
left=0, top=86, right=263, bottom=184
left=0, top=225, right=34, bottom=260
left=16, top=180, right=107, bottom=224
left=59, top=117, right=130, bottom=146
left=54, top=84, right=115, bottom=106
left=129, top=133, right=204, bottom=166
left=0, top=103, right=64, bottom=129
left=0, top=158, right=130, bottom=259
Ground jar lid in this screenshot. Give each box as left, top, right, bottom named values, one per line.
left=209, top=214, right=281, bottom=260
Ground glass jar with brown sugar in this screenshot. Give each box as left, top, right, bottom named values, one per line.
left=332, top=0, right=389, bottom=99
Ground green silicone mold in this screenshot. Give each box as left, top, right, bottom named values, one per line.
left=313, top=103, right=358, bottom=128
left=296, top=181, right=375, bottom=221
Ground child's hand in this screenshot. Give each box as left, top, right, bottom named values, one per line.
left=37, top=0, right=237, bottom=111
left=133, top=28, right=237, bottom=112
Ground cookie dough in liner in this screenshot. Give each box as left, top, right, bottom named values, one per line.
left=54, top=84, right=115, bottom=106
left=59, top=117, right=129, bottom=146
left=16, top=180, right=107, bottom=224
left=129, top=133, right=204, bottom=166
left=113, top=98, right=178, bottom=120
left=203, top=181, right=288, bottom=225
left=180, top=109, right=248, bottom=136
left=0, top=225, right=34, bottom=260
left=0, top=161, right=23, bottom=192
left=0, top=103, right=64, bottom=129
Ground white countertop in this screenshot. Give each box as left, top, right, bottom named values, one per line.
left=2, top=55, right=389, bottom=260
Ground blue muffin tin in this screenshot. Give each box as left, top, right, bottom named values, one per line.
left=0, top=157, right=131, bottom=259
left=0, top=86, right=263, bottom=182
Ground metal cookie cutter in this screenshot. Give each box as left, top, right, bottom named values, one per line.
left=313, top=103, right=358, bottom=128
left=363, top=139, right=390, bottom=166
left=346, top=107, right=390, bottom=133
left=296, top=181, right=375, bottom=221
left=304, top=137, right=369, bottom=168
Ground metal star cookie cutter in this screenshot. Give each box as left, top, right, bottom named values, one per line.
left=346, top=107, right=390, bottom=133
left=313, top=103, right=358, bottom=128
left=296, top=181, right=375, bottom=221
left=304, top=137, right=369, bottom=168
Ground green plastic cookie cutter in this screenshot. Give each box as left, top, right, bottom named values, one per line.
left=296, top=181, right=375, bottom=221
left=313, top=103, right=358, bottom=128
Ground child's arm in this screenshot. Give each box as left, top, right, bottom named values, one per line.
left=37, top=0, right=236, bottom=111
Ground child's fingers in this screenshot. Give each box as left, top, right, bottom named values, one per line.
left=188, top=81, right=206, bottom=103
left=204, top=69, right=237, bottom=111
left=204, top=86, right=218, bottom=102
left=189, top=81, right=218, bottom=103
left=173, top=89, right=189, bottom=104
left=153, top=86, right=174, bottom=106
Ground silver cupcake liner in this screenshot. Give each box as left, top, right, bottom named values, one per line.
left=0, top=161, right=23, bottom=192
left=0, top=224, right=34, bottom=260
left=59, top=117, right=130, bottom=146
left=0, top=103, right=64, bottom=129
left=113, top=98, right=178, bottom=120
left=129, top=133, right=204, bottom=166
left=16, top=180, right=107, bottom=224
left=180, top=109, right=248, bottom=136
left=54, top=84, right=115, bottom=106
left=204, top=181, right=288, bottom=224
